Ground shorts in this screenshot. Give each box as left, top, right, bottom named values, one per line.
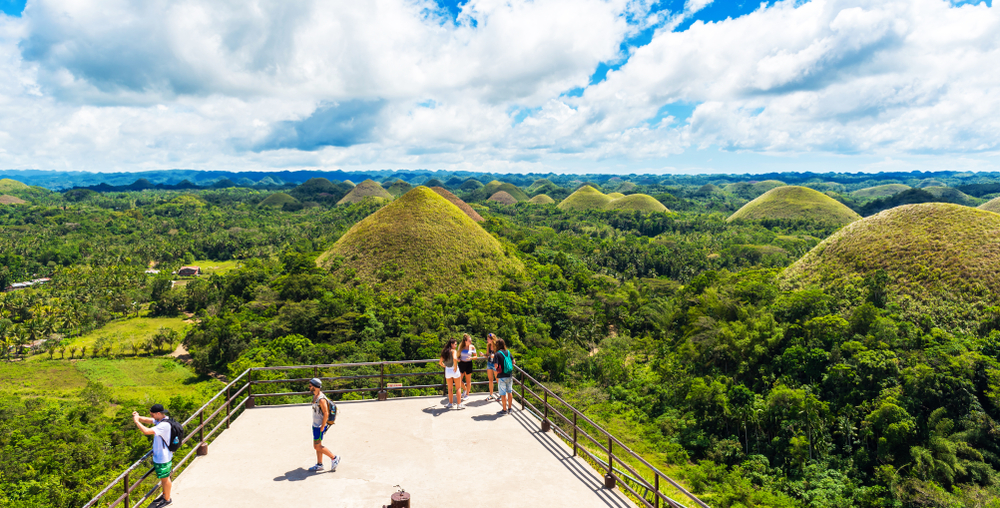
left=458, top=361, right=474, bottom=374
left=445, top=366, right=461, bottom=379
left=486, top=361, right=495, bottom=371
left=312, top=426, right=328, bottom=442
left=153, top=461, right=172, bottom=479
left=497, top=377, right=514, bottom=396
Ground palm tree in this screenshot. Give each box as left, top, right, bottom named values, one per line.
left=58, top=345, right=66, bottom=359
left=68, top=346, right=77, bottom=360
left=45, top=340, right=57, bottom=360
left=130, top=342, right=140, bottom=357
left=141, top=340, right=154, bottom=356
left=79, top=345, right=87, bottom=358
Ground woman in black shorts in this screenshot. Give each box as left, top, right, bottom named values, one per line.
left=457, top=334, right=477, bottom=399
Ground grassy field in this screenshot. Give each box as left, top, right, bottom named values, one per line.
left=54, top=316, right=191, bottom=353
left=189, top=259, right=244, bottom=275
left=0, top=358, right=220, bottom=403
left=727, top=185, right=861, bottom=226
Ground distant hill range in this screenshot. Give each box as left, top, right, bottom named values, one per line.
left=5, top=168, right=1000, bottom=192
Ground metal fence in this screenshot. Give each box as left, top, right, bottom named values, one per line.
left=82, top=358, right=708, bottom=508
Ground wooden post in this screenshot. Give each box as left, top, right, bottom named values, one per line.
left=573, top=412, right=578, bottom=456
left=519, top=376, right=525, bottom=411
left=123, top=471, right=129, bottom=508
left=541, top=390, right=550, bottom=432
left=225, top=386, right=231, bottom=429
left=654, top=473, right=660, bottom=508
left=378, top=363, right=387, bottom=401
left=604, top=437, right=615, bottom=489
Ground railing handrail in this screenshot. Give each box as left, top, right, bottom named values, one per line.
left=84, top=358, right=708, bottom=508
left=513, top=365, right=710, bottom=508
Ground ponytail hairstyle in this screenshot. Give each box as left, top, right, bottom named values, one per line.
left=495, top=338, right=507, bottom=351
left=441, top=338, right=457, bottom=361
left=460, top=333, right=472, bottom=350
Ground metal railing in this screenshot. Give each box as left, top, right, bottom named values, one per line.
left=83, top=358, right=708, bottom=508
left=512, top=366, right=709, bottom=508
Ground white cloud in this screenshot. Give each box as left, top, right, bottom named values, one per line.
left=0, top=0, right=998, bottom=174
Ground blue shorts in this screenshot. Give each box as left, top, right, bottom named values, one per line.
left=487, top=361, right=495, bottom=371
left=497, top=377, right=514, bottom=396
left=312, top=426, right=328, bottom=441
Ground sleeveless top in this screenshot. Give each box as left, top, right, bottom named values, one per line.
left=460, top=344, right=476, bottom=362
left=312, top=393, right=330, bottom=427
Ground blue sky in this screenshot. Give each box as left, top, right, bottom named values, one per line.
left=0, top=0, right=998, bottom=174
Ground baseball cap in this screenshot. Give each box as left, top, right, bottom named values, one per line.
left=149, top=404, right=166, bottom=414
left=309, top=378, right=322, bottom=388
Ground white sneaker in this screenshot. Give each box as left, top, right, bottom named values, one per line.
left=446, top=403, right=454, bottom=409
left=331, top=456, right=341, bottom=472
left=463, top=391, right=469, bottom=399
left=457, top=403, right=467, bottom=410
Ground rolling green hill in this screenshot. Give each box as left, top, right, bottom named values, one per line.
left=337, top=179, right=393, bottom=205
left=728, top=186, right=861, bottom=227
left=606, top=194, right=669, bottom=213
left=979, top=196, right=1000, bottom=213
left=606, top=192, right=625, bottom=199
left=527, top=194, right=556, bottom=205
left=557, top=185, right=612, bottom=211
left=480, top=180, right=528, bottom=201
left=258, top=192, right=299, bottom=208
left=725, top=180, right=786, bottom=200
left=488, top=191, right=518, bottom=205
left=0, top=178, right=28, bottom=192
left=923, top=186, right=975, bottom=205
left=782, top=203, right=1000, bottom=332
left=850, top=184, right=910, bottom=199
left=431, top=187, right=483, bottom=222
left=317, top=186, right=524, bottom=293
left=387, top=180, right=413, bottom=197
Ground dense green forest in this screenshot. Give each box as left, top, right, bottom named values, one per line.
left=1, top=174, right=999, bottom=508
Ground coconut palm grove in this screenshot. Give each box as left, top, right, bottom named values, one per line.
left=1, top=169, right=1000, bottom=507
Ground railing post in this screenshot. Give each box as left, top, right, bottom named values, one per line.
left=541, top=390, right=550, bottom=432
left=654, top=473, right=660, bottom=508
left=378, top=362, right=387, bottom=400
left=573, top=411, right=578, bottom=456
left=225, top=386, right=231, bottom=429
left=247, top=369, right=255, bottom=408
left=123, top=470, right=129, bottom=507
left=519, top=374, right=525, bottom=411
left=604, top=437, right=615, bottom=489
left=196, top=412, right=208, bottom=456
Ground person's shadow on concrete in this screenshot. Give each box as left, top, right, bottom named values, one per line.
left=274, top=468, right=318, bottom=482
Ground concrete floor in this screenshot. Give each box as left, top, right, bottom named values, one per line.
left=170, top=394, right=635, bottom=508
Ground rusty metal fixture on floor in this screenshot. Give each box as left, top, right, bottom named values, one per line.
left=387, top=486, right=410, bottom=508
left=246, top=396, right=255, bottom=409
left=196, top=442, right=208, bottom=456
left=378, top=390, right=387, bottom=401
left=541, top=419, right=550, bottom=432
left=604, top=473, right=616, bottom=489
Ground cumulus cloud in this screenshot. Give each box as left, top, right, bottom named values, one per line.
left=0, top=0, right=998, bottom=173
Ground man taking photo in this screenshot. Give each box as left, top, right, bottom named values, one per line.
left=132, top=403, right=174, bottom=507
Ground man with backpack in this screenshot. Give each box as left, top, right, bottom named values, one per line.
left=493, top=338, right=516, bottom=415
left=132, top=403, right=180, bottom=507
left=307, top=378, right=341, bottom=472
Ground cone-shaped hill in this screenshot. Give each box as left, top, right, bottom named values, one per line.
left=557, top=185, right=612, bottom=211
left=0, top=195, right=27, bottom=205
left=386, top=180, right=413, bottom=197
left=528, top=194, right=556, bottom=205
left=851, top=184, right=910, bottom=199
left=923, top=186, right=974, bottom=205
left=728, top=186, right=860, bottom=227
left=337, top=179, right=393, bottom=205
left=607, top=194, right=669, bottom=213
left=317, top=187, right=523, bottom=293
left=258, top=192, right=299, bottom=208
left=431, top=187, right=483, bottom=222
left=488, top=191, right=518, bottom=205
left=606, top=192, right=625, bottom=199
left=481, top=181, right=528, bottom=201
left=782, top=203, right=1000, bottom=332
left=0, top=179, right=28, bottom=192
left=979, top=197, right=1000, bottom=213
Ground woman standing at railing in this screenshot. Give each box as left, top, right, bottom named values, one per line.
left=440, top=338, right=465, bottom=409
left=458, top=334, right=477, bottom=400
left=484, top=333, right=498, bottom=401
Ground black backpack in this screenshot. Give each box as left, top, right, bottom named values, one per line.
left=322, top=397, right=338, bottom=426
left=161, top=417, right=185, bottom=452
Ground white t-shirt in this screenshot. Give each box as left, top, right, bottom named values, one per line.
left=151, top=419, right=174, bottom=464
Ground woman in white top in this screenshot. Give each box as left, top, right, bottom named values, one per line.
left=439, top=338, right=465, bottom=409
left=458, top=334, right=477, bottom=399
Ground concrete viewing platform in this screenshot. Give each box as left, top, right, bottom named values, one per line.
left=171, top=394, right=635, bottom=508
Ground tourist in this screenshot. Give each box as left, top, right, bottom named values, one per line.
left=485, top=333, right=498, bottom=400
left=307, top=378, right=341, bottom=472
left=458, top=333, right=477, bottom=399
left=131, top=404, right=174, bottom=507
left=440, top=338, right=465, bottom=409
left=494, top=338, right=516, bottom=414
